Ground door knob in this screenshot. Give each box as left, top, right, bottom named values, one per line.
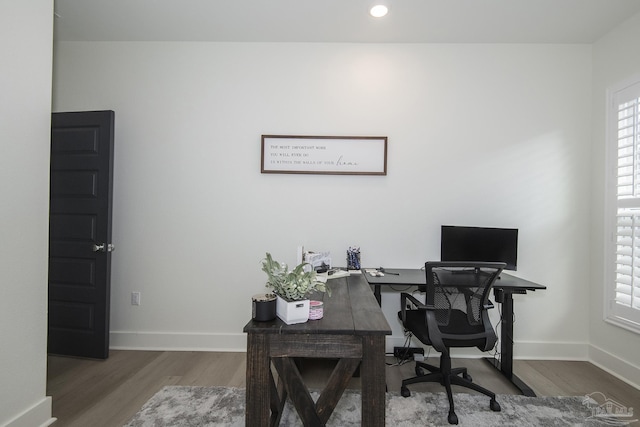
left=93, top=243, right=115, bottom=252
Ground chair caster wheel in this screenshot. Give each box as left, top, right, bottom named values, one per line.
left=401, top=386, right=411, bottom=397
left=415, top=366, right=425, bottom=376
left=447, top=411, right=459, bottom=424
left=490, top=398, right=501, bottom=412
left=462, top=372, right=472, bottom=382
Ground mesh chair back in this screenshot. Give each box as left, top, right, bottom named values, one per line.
left=426, top=262, right=504, bottom=331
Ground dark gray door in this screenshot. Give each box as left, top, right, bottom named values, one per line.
left=48, top=110, right=115, bottom=359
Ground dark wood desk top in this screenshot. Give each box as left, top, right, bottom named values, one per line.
left=362, top=268, right=546, bottom=291
left=243, top=273, right=391, bottom=335
left=244, top=273, right=389, bottom=426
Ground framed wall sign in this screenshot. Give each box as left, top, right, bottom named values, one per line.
left=261, top=135, right=388, bottom=175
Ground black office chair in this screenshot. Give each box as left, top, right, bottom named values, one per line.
left=398, top=261, right=505, bottom=424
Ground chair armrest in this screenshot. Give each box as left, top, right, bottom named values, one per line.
left=400, top=292, right=430, bottom=324
left=402, top=292, right=427, bottom=309
left=400, top=292, right=446, bottom=352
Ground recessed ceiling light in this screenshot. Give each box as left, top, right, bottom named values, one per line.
left=370, top=5, right=389, bottom=18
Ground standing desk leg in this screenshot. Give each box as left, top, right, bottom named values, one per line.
left=246, top=333, right=270, bottom=427
left=361, top=335, right=386, bottom=427
left=484, top=291, right=537, bottom=397
left=373, top=285, right=381, bottom=306
left=501, top=291, right=515, bottom=377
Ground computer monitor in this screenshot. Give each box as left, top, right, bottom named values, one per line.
left=440, top=225, right=518, bottom=271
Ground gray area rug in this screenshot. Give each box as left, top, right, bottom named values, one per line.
left=124, top=385, right=606, bottom=426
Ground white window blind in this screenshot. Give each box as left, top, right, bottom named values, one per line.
left=607, top=78, right=640, bottom=332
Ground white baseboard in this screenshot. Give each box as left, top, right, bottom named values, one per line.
left=589, top=344, right=640, bottom=390
left=112, top=331, right=590, bottom=361
left=109, top=332, right=639, bottom=391
left=109, top=331, right=246, bottom=352
left=385, top=336, right=590, bottom=360
left=511, top=341, right=590, bottom=360
left=1, top=397, right=54, bottom=427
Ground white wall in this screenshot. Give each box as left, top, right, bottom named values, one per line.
left=52, top=42, right=592, bottom=359
left=0, top=1, right=54, bottom=426
left=590, top=13, right=640, bottom=388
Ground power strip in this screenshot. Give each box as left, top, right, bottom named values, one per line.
left=393, top=346, right=424, bottom=360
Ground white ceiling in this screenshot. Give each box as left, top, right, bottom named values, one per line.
left=53, top=0, right=640, bottom=44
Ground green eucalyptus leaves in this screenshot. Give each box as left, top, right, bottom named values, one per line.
left=261, top=252, right=329, bottom=301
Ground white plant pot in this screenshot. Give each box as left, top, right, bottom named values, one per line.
left=276, top=295, right=310, bottom=325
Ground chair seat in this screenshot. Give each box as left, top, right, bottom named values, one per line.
left=398, top=308, right=490, bottom=349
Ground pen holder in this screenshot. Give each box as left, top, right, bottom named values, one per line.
left=347, top=247, right=361, bottom=270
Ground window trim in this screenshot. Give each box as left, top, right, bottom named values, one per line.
left=604, top=75, right=640, bottom=334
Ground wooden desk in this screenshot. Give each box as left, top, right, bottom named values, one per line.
left=243, top=274, right=391, bottom=426
left=363, top=268, right=546, bottom=397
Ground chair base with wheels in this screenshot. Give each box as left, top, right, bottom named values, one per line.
left=397, top=261, right=505, bottom=425
left=399, top=351, right=500, bottom=424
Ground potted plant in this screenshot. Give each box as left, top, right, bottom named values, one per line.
left=261, top=252, right=328, bottom=324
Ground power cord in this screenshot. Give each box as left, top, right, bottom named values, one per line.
left=386, top=332, right=415, bottom=366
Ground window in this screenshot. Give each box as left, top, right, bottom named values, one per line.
left=606, top=77, right=640, bottom=333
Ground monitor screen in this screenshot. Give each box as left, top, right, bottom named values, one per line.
left=440, top=225, right=518, bottom=271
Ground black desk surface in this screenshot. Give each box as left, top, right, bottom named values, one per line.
left=361, top=268, right=546, bottom=291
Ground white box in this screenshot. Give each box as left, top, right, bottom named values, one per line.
left=276, top=296, right=310, bottom=324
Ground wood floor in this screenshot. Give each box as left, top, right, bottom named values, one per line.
left=47, top=350, right=640, bottom=426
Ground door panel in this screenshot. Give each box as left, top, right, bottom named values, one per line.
left=51, top=171, right=99, bottom=196
left=48, top=110, right=114, bottom=359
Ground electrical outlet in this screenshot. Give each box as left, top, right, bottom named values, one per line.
left=131, top=292, right=141, bottom=306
